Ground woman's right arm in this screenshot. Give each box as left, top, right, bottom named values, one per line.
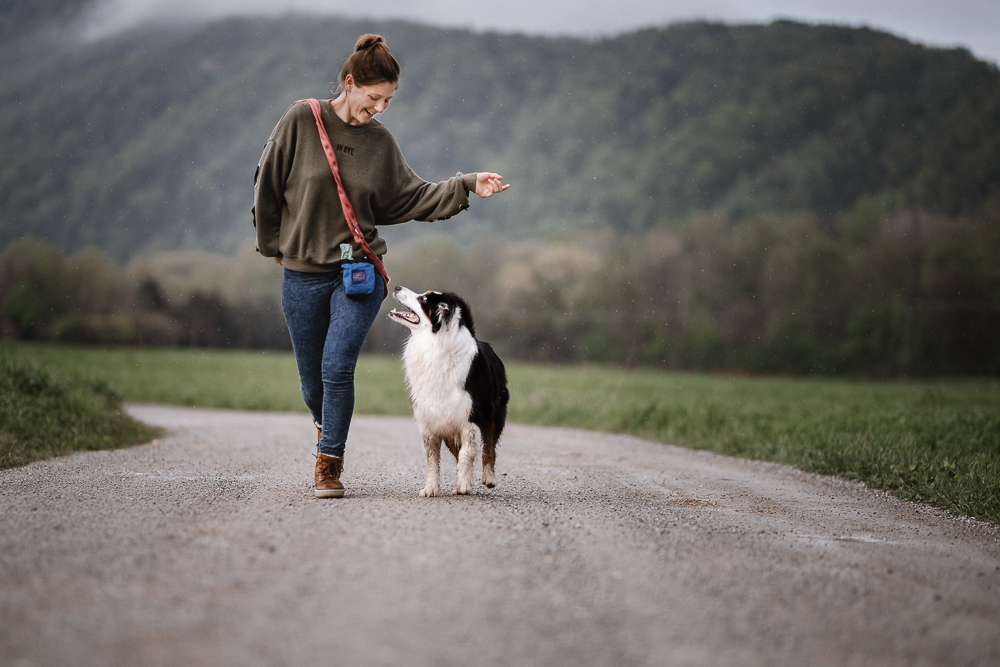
left=254, top=139, right=289, bottom=260
left=254, top=104, right=303, bottom=261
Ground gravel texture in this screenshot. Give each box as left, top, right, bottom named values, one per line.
left=1, top=404, right=998, bottom=666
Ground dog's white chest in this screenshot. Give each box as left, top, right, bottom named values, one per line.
left=402, top=329, right=478, bottom=434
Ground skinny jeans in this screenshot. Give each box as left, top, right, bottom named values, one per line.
left=281, top=267, right=384, bottom=457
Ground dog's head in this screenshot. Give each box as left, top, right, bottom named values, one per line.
left=389, top=286, right=476, bottom=337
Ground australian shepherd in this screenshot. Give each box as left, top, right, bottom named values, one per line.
left=388, top=286, right=509, bottom=497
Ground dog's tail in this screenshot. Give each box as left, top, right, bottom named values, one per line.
left=480, top=354, right=509, bottom=475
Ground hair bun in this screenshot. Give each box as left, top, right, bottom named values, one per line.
left=336, top=33, right=399, bottom=90
left=355, top=34, right=384, bottom=52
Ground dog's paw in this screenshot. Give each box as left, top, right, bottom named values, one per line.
left=482, top=473, right=496, bottom=488
left=420, top=485, right=439, bottom=497
left=454, top=481, right=472, bottom=495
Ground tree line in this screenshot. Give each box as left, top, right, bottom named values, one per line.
left=0, top=238, right=288, bottom=349
left=7, top=199, right=994, bottom=376
left=370, top=200, right=1000, bottom=376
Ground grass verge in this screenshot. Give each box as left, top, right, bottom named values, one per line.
left=0, top=357, right=161, bottom=470
left=2, top=342, right=998, bottom=523
left=509, top=364, right=1000, bottom=524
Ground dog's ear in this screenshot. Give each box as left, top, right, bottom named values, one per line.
left=432, top=303, right=451, bottom=333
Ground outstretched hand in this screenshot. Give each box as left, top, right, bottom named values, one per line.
left=475, top=172, right=511, bottom=198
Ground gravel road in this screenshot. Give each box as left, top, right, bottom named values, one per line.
left=2, top=405, right=999, bottom=666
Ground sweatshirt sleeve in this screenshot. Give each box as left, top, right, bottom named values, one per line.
left=253, top=138, right=291, bottom=257
left=378, top=160, right=478, bottom=226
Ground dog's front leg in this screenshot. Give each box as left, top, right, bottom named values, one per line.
left=455, top=425, right=480, bottom=495
left=420, top=434, right=442, bottom=497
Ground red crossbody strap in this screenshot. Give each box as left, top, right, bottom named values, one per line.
left=299, top=98, right=390, bottom=300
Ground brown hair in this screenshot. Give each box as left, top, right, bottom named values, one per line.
left=335, top=34, right=400, bottom=92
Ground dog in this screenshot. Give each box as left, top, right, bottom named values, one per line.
left=388, top=286, right=509, bottom=497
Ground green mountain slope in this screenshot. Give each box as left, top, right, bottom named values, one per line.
left=1, top=16, right=998, bottom=260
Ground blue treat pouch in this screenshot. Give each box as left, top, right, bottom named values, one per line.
left=342, top=262, right=375, bottom=296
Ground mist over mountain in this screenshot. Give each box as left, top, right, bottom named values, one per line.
left=1, top=11, right=999, bottom=261
left=0, top=0, right=95, bottom=74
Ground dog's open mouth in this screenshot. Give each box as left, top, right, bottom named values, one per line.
left=389, top=308, right=420, bottom=325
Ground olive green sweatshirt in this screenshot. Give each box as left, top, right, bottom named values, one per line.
left=253, top=99, right=477, bottom=273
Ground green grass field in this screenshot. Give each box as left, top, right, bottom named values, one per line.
left=2, top=342, right=998, bottom=523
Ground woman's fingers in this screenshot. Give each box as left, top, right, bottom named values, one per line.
left=478, top=172, right=510, bottom=197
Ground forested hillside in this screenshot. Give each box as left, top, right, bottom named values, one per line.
left=1, top=15, right=999, bottom=260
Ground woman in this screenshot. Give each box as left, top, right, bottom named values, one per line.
left=253, top=34, right=509, bottom=499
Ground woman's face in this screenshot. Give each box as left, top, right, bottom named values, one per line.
left=343, top=77, right=397, bottom=125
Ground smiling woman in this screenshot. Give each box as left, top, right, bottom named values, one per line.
left=330, top=34, right=399, bottom=126
left=253, top=33, right=510, bottom=499
left=334, top=78, right=396, bottom=126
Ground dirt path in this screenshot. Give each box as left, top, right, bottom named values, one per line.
left=1, top=405, right=998, bottom=666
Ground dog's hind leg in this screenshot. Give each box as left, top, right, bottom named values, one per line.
left=481, top=422, right=497, bottom=488
left=420, top=434, right=443, bottom=497
left=455, top=425, right=480, bottom=495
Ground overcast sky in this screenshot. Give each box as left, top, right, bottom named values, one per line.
left=81, top=0, right=1000, bottom=65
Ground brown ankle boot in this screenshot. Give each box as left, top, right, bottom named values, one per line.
left=315, top=452, right=345, bottom=498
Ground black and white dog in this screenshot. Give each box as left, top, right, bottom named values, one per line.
left=388, top=286, right=509, bottom=497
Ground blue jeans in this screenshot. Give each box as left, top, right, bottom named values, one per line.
left=281, top=268, right=384, bottom=457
